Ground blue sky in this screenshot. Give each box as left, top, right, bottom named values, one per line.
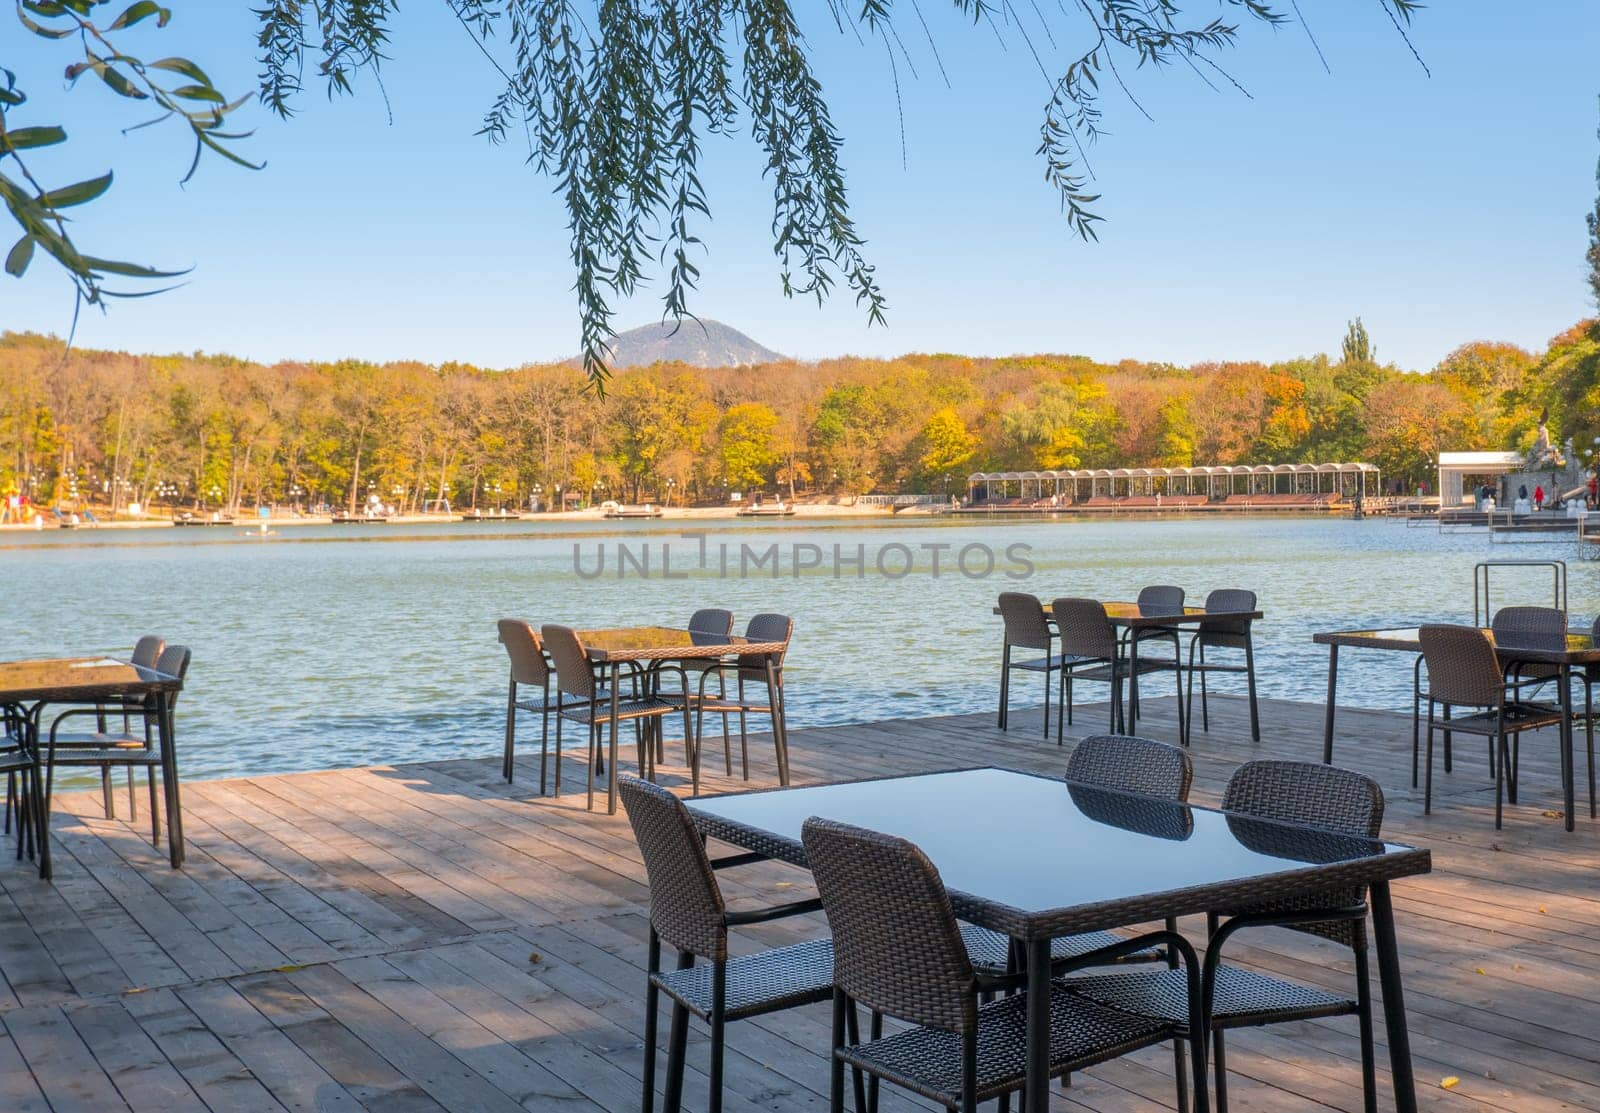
left=5, top=2, right=1598, bottom=370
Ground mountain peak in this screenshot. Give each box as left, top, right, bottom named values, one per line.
left=599, top=319, right=783, bottom=368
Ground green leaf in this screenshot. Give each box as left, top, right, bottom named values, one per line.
left=107, top=2, right=170, bottom=30
left=0, top=126, right=67, bottom=151
left=17, top=11, right=74, bottom=38
left=96, top=64, right=149, bottom=100
left=4, top=236, right=34, bottom=277
left=81, top=254, right=188, bottom=279
left=169, top=85, right=225, bottom=104
left=41, top=171, right=113, bottom=209
left=149, top=57, right=212, bottom=86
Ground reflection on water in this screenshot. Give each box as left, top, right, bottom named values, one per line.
left=3, top=516, right=1587, bottom=783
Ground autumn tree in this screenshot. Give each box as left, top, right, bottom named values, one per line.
left=911, top=407, right=978, bottom=493
left=717, top=403, right=780, bottom=492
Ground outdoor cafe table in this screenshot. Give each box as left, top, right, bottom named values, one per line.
left=992, top=600, right=1265, bottom=739
left=573, top=626, right=791, bottom=813
left=0, top=656, right=184, bottom=879
left=1315, top=626, right=1599, bottom=831
left=686, top=766, right=1431, bottom=1113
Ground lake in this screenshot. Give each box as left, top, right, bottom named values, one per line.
left=3, top=515, right=1588, bottom=785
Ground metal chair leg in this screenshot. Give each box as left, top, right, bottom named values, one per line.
left=503, top=677, right=518, bottom=783
left=661, top=956, right=693, bottom=1113
left=1354, top=943, right=1378, bottom=1113
left=1424, top=704, right=1435, bottom=815
left=1213, top=1028, right=1230, bottom=1113
left=642, top=931, right=661, bottom=1113
left=538, top=683, right=551, bottom=796
left=708, top=961, right=726, bottom=1113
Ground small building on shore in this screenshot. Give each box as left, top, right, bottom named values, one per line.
left=1435, top=451, right=1525, bottom=508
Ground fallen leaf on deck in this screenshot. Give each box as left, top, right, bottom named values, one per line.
left=1473, top=967, right=1486, bottom=975
left=1538, top=905, right=1547, bottom=913
left=1541, top=810, right=1564, bottom=819
left=274, top=964, right=307, bottom=973
left=529, top=951, right=543, bottom=964
left=1440, top=1076, right=1460, bottom=1090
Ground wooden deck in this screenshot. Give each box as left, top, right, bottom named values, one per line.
left=2, top=693, right=1597, bottom=1111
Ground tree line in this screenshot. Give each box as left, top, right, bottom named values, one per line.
left=1, top=318, right=1597, bottom=514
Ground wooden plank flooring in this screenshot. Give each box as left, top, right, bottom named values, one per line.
left=2, top=692, right=1597, bottom=1111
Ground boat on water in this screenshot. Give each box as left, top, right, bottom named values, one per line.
left=459, top=509, right=524, bottom=522
left=330, top=512, right=392, bottom=524
left=736, top=502, right=797, bottom=518
left=173, top=511, right=235, bottom=527
left=604, top=503, right=664, bottom=519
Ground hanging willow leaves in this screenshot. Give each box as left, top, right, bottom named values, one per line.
left=7, top=0, right=1428, bottom=387
left=254, top=0, right=1426, bottom=390
left=1, top=0, right=255, bottom=308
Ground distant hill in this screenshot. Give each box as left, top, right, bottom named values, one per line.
left=595, top=319, right=783, bottom=368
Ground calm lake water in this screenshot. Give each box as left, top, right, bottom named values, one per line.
left=3, top=515, right=1590, bottom=785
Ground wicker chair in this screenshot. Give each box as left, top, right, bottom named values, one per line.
left=1054, top=598, right=1184, bottom=742
left=2, top=704, right=40, bottom=860
left=1069, top=759, right=1386, bottom=1113
left=802, top=816, right=1194, bottom=1113
left=40, top=634, right=165, bottom=820
left=1183, top=589, right=1261, bottom=743
left=1573, top=616, right=1600, bottom=822
left=42, top=645, right=191, bottom=849
left=1067, top=732, right=1193, bottom=799
left=542, top=624, right=690, bottom=814
left=619, top=777, right=831, bottom=1113
left=675, top=607, right=736, bottom=764
left=961, top=734, right=1192, bottom=981
left=1418, top=624, right=1569, bottom=827
left=996, top=592, right=1073, bottom=737
left=497, top=619, right=556, bottom=790
left=688, top=613, right=791, bottom=790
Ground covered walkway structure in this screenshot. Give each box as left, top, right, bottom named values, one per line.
left=965, top=462, right=1380, bottom=510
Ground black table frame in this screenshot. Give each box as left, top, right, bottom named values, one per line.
left=0, top=658, right=184, bottom=880
left=572, top=628, right=791, bottom=814
left=685, top=766, right=1429, bottom=1113
left=1315, top=627, right=1596, bottom=831
left=995, top=601, right=1264, bottom=745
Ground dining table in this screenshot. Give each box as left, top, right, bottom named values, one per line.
left=686, top=766, right=1431, bottom=1113
left=1314, top=625, right=1600, bottom=831
left=0, top=656, right=185, bottom=879
left=573, top=626, right=791, bottom=814
left=994, top=599, right=1265, bottom=742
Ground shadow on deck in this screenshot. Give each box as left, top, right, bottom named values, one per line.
left=1, top=693, right=1596, bottom=1111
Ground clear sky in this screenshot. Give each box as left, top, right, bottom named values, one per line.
left=5, top=2, right=1598, bottom=371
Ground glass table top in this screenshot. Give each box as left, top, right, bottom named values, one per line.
left=688, top=768, right=1413, bottom=918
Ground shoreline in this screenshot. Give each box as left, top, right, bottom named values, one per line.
left=0, top=502, right=909, bottom=532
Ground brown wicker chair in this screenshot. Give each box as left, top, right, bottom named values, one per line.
left=542, top=624, right=690, bottom=814
left=42, top=645, right=191, bottom=849
left=497, top=619, right=554, bottom=789
left=40, top=634, right=165, bottom=820
left=1054, top=598, right=1185, bottom=742
left=620, top=777, right=831, bottom=1113
left=997, top=591, right=1073, bottom=737
left=1418, top=623, right=1569, bottom=827
left=1183, top=589, right=1260, bottom=743
left=688, top=613, right=792, bottom=790
left=1573, top=616, right=1600, bottom=821
left=1067, top=732, right=1193, bottom=799
left=802, top=816, right=1196, bottom=1113
left=1069, top=759, right=1386, bottom=1113
left=2, top=704, right=40, bottom=860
